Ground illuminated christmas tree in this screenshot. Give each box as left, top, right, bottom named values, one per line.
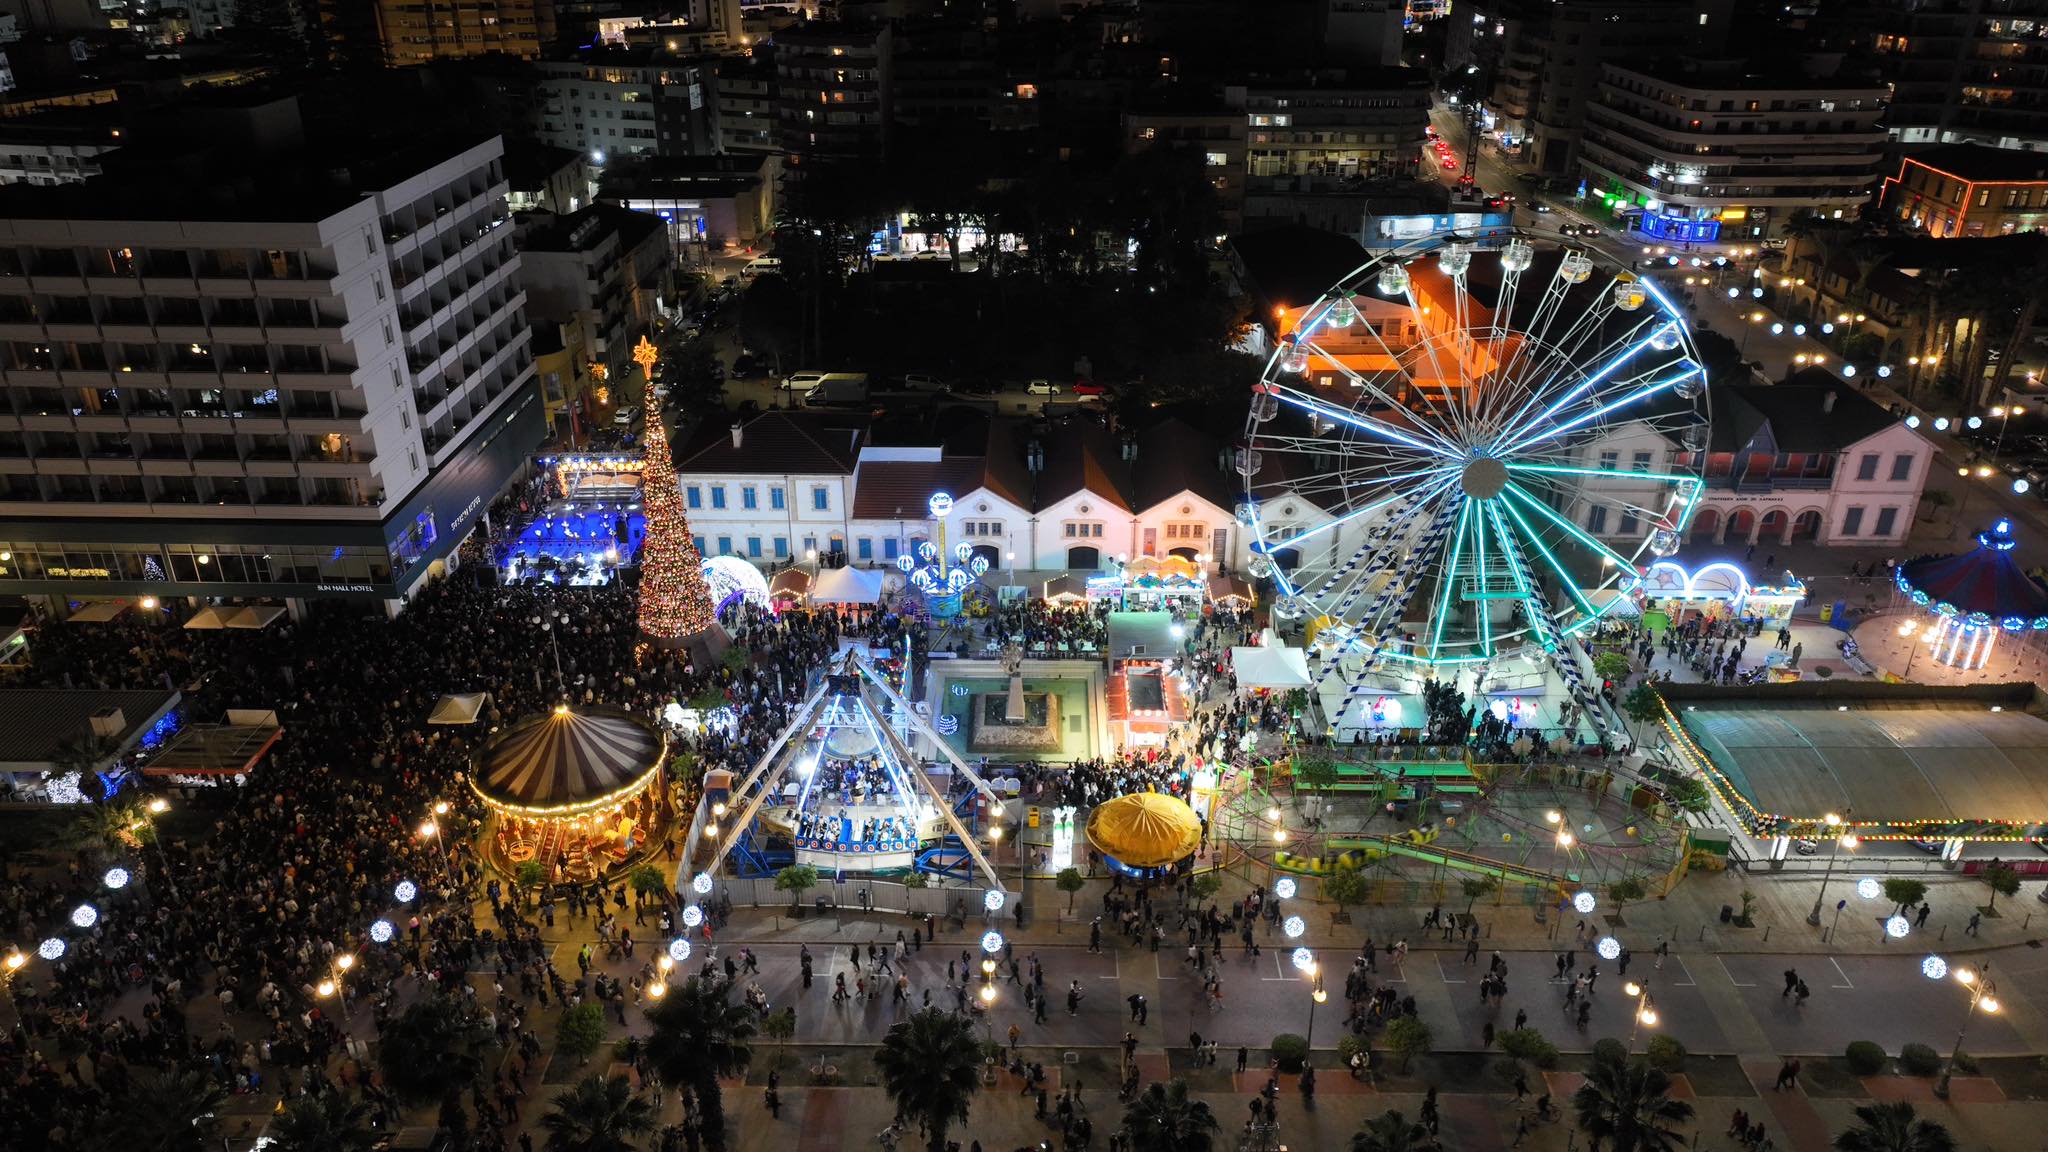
left=637, top=422, right=728, bottom=664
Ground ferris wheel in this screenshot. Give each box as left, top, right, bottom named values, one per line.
left=1239, top=230, right=1709, bottom=682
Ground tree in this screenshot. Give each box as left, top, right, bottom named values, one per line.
left=1187, top=873, right=1223, bottom=904
left=1661, top=776, right=1709, bottom=815
left=1832, top=1101, right=1957, bottom=1152
left=1608, top=876, right=1649, bottom=921
left=1056, top=867, right=1087, bottom=913
left=645, top=977, right=757, bottom=1152
left=269, top=1089, right=380, bottom=1152
left=761, top=1005, right=797, bottom=1068
left=1451, top=870, right=1501, bottom=912
left=1981, top=862, right=2021, bottom=913
left=1622, top=683, right=1665, bottom=744
left=1293, top=756, right=1338, bottom=819
left=1325, top=866, right=1370, bottom=916
left=558, top=1002, right=609, bottom=1065
left=1572, top=1057, right=1695, bottom=1152
left=378, top=997, right=494, bottom=1106
left=774, top=863, right=820, bottom=910
left=1119, top=1078, right=1220, bottom=1152
left=540, top=1074, right=656, bottom=1152
left=629, top=863, right=670, bottom=908
left=1592, top=651, right=1632, bottom=684
left=97, top=1066, right=227, bottom=1152
left=1351, top=1110, right=1431, bottom=1152
left=1883, top=878, right=1929, bottom=917
left=1383, top=1016, right=1433, bottom=1072
left=517, top=859, right=546, bottom=894
left=636, top=419, right=725, bottom=656
left=875, top=1008, right=983, bottom=1152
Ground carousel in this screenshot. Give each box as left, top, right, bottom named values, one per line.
left=471, top=703, right=671, bottom=883
left=1084, top=792, right=1203, bottom=875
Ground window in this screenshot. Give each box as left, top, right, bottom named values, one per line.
left=716, top=535, right=733, bottom=555
left=802, top=534, right=817, bottom=555
left=774, top=537, right=790, bottom=558
left=1855, top=453, right=1879, bottom=481
left=1620, top=510, right=1639, bottom=535
left=692, top=535, right=706, bottom=554
left=1841, top=506, right=1864, bottom=536
left=883, top=538, right=900, bottom=560
left=811, top=485, right=829, bottom=511
left=1890, top=454, right=1913, bottom=482
left=770, top=487, right=785, bottom=510
left=1587, top=505, right=1609, bottom=534
left=1598, top=450, right=1619, bottom=471
left=857, top=537, right=873, bottom=560
left=686, top=485, right=702, bottom=509
left=1205, top=151, right=1229, bottom=166
left=746, top=536, right=762, bottom=558
left=710, top=486, right=727, bottom=510
left=1874, top=507, right=1898, bottom=537
left=1631, top=451, right=1652, bottom=472
left=741, top=486, right=757, bottom=510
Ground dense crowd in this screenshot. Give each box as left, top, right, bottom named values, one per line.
left=986, top=602, right=1106, bottom=652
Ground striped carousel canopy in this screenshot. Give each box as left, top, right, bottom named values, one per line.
left=472, top=705, right=666, bottom=816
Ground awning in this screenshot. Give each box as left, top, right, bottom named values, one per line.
left=1231, top=644, right=1312, bottom=690
left=429, top=692, right=492, bottom=725
left=67, top=600, right=130, bottom=623
left=183, top=607, right=228, bottom=630
left=223, top=605, right=287, bottom=630
left=1207, top=576, right=1253, bottom=605
left=138, top=723, right=281, bottom=777
left=769, top=567, right=812, bottom=599
left=1042, top=574, right=1087, bottom=604
left=811, top=565, right=883, bottom=605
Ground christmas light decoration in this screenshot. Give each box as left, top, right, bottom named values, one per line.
left=636, top=419, right=729, bottom=662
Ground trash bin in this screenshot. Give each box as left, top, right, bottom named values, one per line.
left=1719, top=904, right=1734, bottom=923
left=814, top=896, right=831, bottom=918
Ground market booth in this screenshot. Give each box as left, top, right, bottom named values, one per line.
left=1637, top=560, right=1806, bottom=631
left=472, top=703, right=670, bottom=883
left=1084, top=791, right=1202, bottom=874
left=769, top=567, right=812, bottom=607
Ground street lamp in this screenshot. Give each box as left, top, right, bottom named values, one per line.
left=136, top=797, right=180, bottom=902
left=531, top=610, right=569, bottom=687
left=418, top=818, right=451, bottom=879
left=1301, top=961, right=1327, bottom=1049
left=1806, top=811, right=1856, bottom=927
left=1624, top=979, right=1659, bottom=1053
left=1934, top=961, right=1998, bottom=1098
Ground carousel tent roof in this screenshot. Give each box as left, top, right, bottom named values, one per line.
left=472, top=705, right=665, bottom=815
left=1084, top=792, right=1203, bottom=869
left=1897, top=525, right=2048, bottom=620
left=1231, top=643, right=1312, bottom=689
left=811, top=565, right=883, bottom=604
left=429, top=693, right=491, bottom=725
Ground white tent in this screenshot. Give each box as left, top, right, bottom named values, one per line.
left=67, top=600, right=129, bottom=623
left=1230, top=644, right=1312, bottom=690
left=810, top=565, right=883, bottom=605
left=183, top=607, right=228, bottom=630
left=223, top=605, right=287, bottom=630
left=429, top=693, right=491, bottom=725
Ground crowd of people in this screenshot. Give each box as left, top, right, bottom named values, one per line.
left=986, top=602, right=1107, bottom=653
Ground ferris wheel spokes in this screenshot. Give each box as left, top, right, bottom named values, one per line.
left=1264, top=380, right=1464, bottom=459
left=1499, top=483, right=1641, bottom=572
left=1486, top=308, right=1675, bottom=448
left=1299, top=326, right=1476, bottom=456
left=1499, top=361, right=1702, bottom=458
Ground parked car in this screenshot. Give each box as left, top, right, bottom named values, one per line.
left=1792, top=838, right=1819, bottom=856
left=1072, top=381, right=1108, bottom=397
left=612, top=406, right=640, bottom=428
left=780, top=371, right=830, bottom=392
left=903, top=373, right=950, bottom=393
left=1026, top=379, right=1059, bottom=396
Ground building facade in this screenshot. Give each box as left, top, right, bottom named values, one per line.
left=773, top=22, right=893, bottom=165
left=517, top=204, right=671, bottom=393
left=1870, top=0, right=2048, bottom=151
left=536, top=53, right=718, bottom=164
left=1880, top=143, right=2048, bottom=238
left=322, top=0, right=544, bottom=67
left=0, top=134, right=539, bottom=609
left=1578, top=61, right=1888, bottom=242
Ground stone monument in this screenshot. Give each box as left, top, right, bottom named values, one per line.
left=1001, top=641, right=1027, bottom=723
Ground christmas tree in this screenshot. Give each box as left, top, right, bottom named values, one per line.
left=637, top=422, right=728, bottom=664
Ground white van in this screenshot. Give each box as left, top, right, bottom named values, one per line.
left=741, top=257, right=782, bottom=279
left=780, top=371, right=830, bottom=392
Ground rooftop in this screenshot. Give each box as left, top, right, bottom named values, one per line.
left=1709, top=379, right=1901, bottom=454
left=0, top=688, right=179, bottom=773
left=1902, top=143, right=2048, bottom=185
left=674, top=410, right=869, bottom=475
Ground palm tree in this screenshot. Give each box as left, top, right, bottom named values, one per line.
left=98, top=1066, right=227, bottom=1152
left=377, top=997, right=494, bottom=1107
left=270, top=1089, right=380, bottom=1152
left=1572, top=1057, right=1695, bottom=1152
left=1833, top=1102, right=1957, bottom=1152
left=541, top=1074, right=657, bottom=1152
left=645, top=977, right=757, bottom=1152
left=874, top=1007, right=983, bottom=1152
left=1119, top=1078, right=1220, bottom=1152
left=1351, top=1109, right=1431, bottom=1152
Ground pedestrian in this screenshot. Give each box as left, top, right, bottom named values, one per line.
left=1512, top=1114, right=1530, bottom=1148
left=1237, top=1046, right=1249, bottom=1073
left=1966, top=911, right=1982, bottom=937
left=1774, top=1058, right=1800, bottom=1091
left=1782, top=968, right=1799, bottom=998
left=1916, top=902, right=1932, bottom=928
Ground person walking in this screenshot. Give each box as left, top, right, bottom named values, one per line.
left=1782, top=968, right=1799, bottom=998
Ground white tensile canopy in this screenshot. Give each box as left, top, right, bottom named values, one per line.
left=223, top=605, right=287, bottom=629
left=67, top=601, right=129, bottom=623
left=183, top=606, right=228, bottom=630
left=429, top=693, right=491, bottom=725
left=811, top=565, right=883, bottom=604
left=1230, top=644, right=1312, bottom=690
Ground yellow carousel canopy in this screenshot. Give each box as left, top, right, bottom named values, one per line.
left=1085, top=792, right=1202, bottom=869
left=471, top=704, right=666, bottom=818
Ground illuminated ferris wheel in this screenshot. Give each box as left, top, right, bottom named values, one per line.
left=1238, top=230, right=1710, bottom=677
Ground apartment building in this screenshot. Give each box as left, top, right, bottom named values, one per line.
left=714, top=55, right=778, bottom=156
left=1235, top=69, right=1430, bottom=184
left=517, top=204, right=671, bottom=391
left=318, top=0, right=543, bottom=67
left=1123, top=95, right=1247, bottom=232
left=536, top=51, right=719, bottom=163
left=1578, top=60, right=1889, bottom=242
left=0, top=130, right=540, bottom=608
left=1869, top=0, right=2048, bottom=151
left=774, top=22, right=893, bottom=165
left=1880, top=143, right=2048, bottom=238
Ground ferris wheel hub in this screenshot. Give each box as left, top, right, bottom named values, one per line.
left=1459, top=456, right=1509, bottom=500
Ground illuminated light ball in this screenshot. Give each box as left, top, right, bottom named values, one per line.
left=668, top=937, right=692, bottom=964
left=1771, top=323, right=1784, bottom=335
left=2017, top=479, right=2032, bottom=495
left=1886, top=914, right=1911, bottom=938
left=1291, top=947, right=1316, bottom=972
left=1969, top=416, right=1984, bottom=430
left=1934, top=417, right=1951, bottom=431
left=1596, top=936, right=1622, bottom=961
left=1878, top=365, right=1893, bottom=378
left=1502, top=833, right=1513, bottom=843
left=1904, top=415, right=1920, bottom=428
left=37, top=937, right=65, bottom=961
left=70, top=903, right=97, bottom=929
left=1274, top=877, right=1298, bottom=900
left=681, top=905, right=704, bottom=929
left=394, top=880, right=418, bottom=904
left=1922, top=954, right=1949, bottom=981
left=1842, top=364, right=1856, bottom=378
left=1283, top=915, right=1306, bottom=939
left=1856, top=878, right=1881, bottom=900
left=102, top=867, right=129, bottom=890
left=1572, top=891, right=1597, bottom=915
left=984, top=889, right=1006, bottom=912
left=693, top=872, right=714, bottom=894
left=981, top=930, right=1005, bottom=955
left=369, top=920, right=396, bottom=944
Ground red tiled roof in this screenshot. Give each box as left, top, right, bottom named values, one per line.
left=673, top=411, right=867, bottom=475
left=851, top=458, right=989, bottom=519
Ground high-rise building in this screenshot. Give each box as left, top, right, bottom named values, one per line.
left=0, top=125, right=540, bottom=610
left=1868, top=0, right=2048, bottom=151
left=319, top=0, right=544, bottom=68
left=536, top=51, right=719, bottom=163
left=1578, top=59, right=1888, bottom=242
left=774, top=22, right=893, bottom=165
